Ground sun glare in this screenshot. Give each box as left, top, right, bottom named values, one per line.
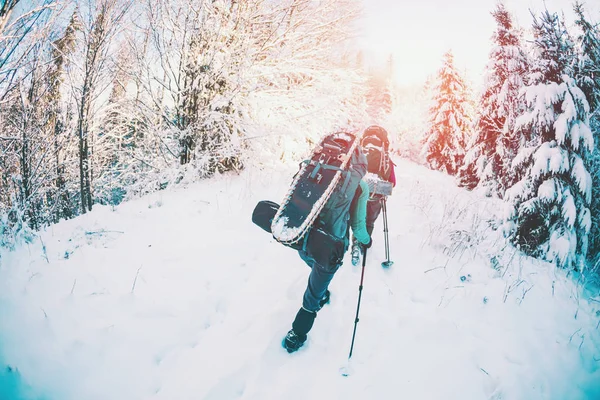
left=359, top=0, right=600, bottom=88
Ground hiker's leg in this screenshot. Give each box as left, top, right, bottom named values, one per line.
left=298, top=250, right=314, bottom=269
left=302, top=259, right=339, bottom=313
left=366, top=198, right=383, bottom=237
left=287, top=255, right=337, bottom=339
left=290, top=307, right=316, bottom=339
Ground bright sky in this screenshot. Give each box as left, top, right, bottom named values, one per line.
left=359, top=0, right=600, bottom=87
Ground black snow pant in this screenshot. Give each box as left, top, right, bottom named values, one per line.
left=366, top=198, right=384, bottom=237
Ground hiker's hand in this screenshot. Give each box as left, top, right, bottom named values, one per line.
left=362, top=238, right=372, bottom=250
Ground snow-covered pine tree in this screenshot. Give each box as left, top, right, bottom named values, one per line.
left=573, top=2, right=600, bottom=269
left=503, top=10, right=594, bottom=270
left=574, top=3, right=600, bottom=114
left=458, top=3, right=528, bottom=195
left=422, top=51, right=473, bottom=175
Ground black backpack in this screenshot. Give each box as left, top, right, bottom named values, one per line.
left=361, top=126, right=391, bottom=181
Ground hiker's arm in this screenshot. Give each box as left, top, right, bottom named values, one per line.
left=351, top=180, right=370, bottom=245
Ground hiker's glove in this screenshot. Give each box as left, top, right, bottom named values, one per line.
left=362, top=238, right=372, bottom=250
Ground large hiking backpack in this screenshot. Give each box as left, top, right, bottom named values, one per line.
left=361, top=125, right=391, bottom=181
left=252, top=132, right=367, bottom=266
left=313, top=136, right=367, bottom=241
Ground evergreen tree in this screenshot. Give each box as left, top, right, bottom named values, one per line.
left=458, top=3, right=528, bottom=195
left=503, top=11, right=594, bottom=270
left=574, top=3, right=600, bottom=113
left=573, top=2, right=600, bottom=267
left=422, top=51, right=473, bottom=175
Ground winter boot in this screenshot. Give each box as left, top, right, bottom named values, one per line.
left=318, top=290, right=331, bottom=309
left=283, top=330, right=307, bottom=353
left=351, top=237, right=361, bottom=266
left=283, top=307, right=316, bottom=353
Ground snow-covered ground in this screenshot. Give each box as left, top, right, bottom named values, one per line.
left=1, top=158, right=599, bottom=400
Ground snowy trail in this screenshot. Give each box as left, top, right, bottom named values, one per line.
left=1, top=159, right=599, bottom=400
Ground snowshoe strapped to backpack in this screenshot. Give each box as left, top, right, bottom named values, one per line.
left=271, top=132, right=366, bottom=245
left=361, top=125, right=391, bottom=181
left=252, top=132, right=367, bottom=266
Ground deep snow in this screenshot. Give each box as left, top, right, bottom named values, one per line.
left=1, top=158, right=599, bottom=400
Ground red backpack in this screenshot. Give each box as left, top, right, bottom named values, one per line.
left=361, top=126, right=391, bottom=181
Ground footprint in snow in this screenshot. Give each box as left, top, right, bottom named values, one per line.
left=202, top=366, right=248, bottom=400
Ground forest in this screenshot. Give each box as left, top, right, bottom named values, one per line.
left=1, top=0, right=599, bottom=277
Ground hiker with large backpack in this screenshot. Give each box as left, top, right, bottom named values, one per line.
left=351, top=125, right=396, bottom=266
left=251, top=131, right=372, bottom=353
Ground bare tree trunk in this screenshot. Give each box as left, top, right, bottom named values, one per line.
left=85, top=114, right=93, bottom=211
left=73, top=0, right=130, bottom=213
left=54, top=120, right=62, bottom=221
left=20, top=112, right=30, bottom=220
left=77, top=85, right=89, bottom=214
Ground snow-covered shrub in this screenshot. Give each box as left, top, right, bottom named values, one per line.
left=408, top=172, right=497, bottom=263
left=0, top=204, right=35, bottom=250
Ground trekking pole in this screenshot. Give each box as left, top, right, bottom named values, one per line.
left=381, top=198, right=394, bottom=268
left=348, top=247, right=367, bottom=359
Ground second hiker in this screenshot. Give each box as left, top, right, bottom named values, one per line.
left=351, top=125, right=396, bottom=266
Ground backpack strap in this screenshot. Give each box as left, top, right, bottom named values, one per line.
left=302, top=228, right=311, bottom=253
left=303, top=159, right=345, bottom=180
left=306, top=160, right=345, bottom=171
left=340, top=170, right=352, bottom=197
left=309, top=162, right=322, bottom=180
left=321, top=164, right=345, bottom=172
